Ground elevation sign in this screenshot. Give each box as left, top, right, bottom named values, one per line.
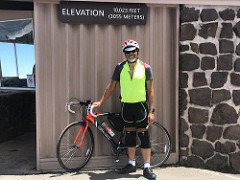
left=59, top=1, right=147, bottom=25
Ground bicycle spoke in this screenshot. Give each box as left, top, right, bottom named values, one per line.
left=63, top=148, right=78, bottom=166
left=60, top=147, right=76, bottom=158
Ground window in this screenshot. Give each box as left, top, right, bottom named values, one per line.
left=0, top=19, right=35, bottom=88
left=0, top=42, right=16, bottom=77
left=16, top=44, right=35, bottom=79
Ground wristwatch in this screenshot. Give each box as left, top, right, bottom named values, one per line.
left=149, top=108, right=155, bottom=114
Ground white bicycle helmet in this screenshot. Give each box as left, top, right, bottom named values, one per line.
left=122, top=39, right=140, bottom=52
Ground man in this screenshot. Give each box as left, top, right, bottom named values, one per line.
left=93, top=39, right=156, bottom=179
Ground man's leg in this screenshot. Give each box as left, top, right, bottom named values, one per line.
left=141, top=148, right=151, bottom=163
left=138, top=128, right=156, bottom=179
left=117, top=127, right=137, bottom=174
left=137, top=128, right=151, bottom=164
left=126, top=127, right=137, bottom=160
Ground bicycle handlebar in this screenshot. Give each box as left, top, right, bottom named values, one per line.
left=65, top=99, right=97, bottom=117
left=65, top=101, right=75, bottom=113
left=90, top=105, right=97, bottom=117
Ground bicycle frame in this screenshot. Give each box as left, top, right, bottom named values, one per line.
left=74, top=104, right=124, bottom=153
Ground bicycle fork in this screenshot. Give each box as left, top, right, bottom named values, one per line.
left=73, top=121, right=89, bottom=148
left=73, top=112, right=95, bottom=148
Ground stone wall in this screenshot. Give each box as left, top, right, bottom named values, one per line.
left=0, top=91, right=35, bottom=143
left=179, top=5, right=240, bottom=173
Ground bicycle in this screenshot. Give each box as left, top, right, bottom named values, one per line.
left=56, top=98, right=171, bottom=172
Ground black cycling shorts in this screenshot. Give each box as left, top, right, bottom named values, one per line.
left=121, top=101, right=148, bottom=129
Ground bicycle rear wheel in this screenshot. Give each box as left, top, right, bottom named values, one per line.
left=136, top=121, right=171, bottom=168
left=57, top=121, right=94, bottom=172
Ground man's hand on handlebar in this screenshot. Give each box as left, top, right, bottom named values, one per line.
left=92, top=101, right=102, bottom=108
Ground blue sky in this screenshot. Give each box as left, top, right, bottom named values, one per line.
left=0, top=42, right=35, bottom=78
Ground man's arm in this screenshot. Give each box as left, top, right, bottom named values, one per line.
left=146, top=79, right=155, bottom=126
left=92, top=80, right=118, bottom=108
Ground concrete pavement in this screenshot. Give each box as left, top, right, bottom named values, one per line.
left=0, top=166, right=240, bottom=180
left=0, top=132, right=240, bottom=180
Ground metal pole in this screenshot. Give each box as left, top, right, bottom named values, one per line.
left=14, top=43, right=19, bottom=77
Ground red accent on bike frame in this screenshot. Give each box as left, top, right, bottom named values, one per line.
left=78, top=121, right=89, bottom=148
left=73, top=125, right=83, bottom=146
left=74, top=111, right=107, bottom=148
left=86, top=112, right=96, bottom=126
left=76, top=111, right=96, bottom=148
left=122, top=127, right=125, bottom=134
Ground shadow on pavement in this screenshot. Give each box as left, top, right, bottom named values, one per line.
left=0, top=132, right=37, bottom=175
left=72, top=169, right=142, bottom=180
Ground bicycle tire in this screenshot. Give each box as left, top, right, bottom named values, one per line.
left=57, top=121, right=94, bottom=172
left=135, top=121, right=171, bottom=168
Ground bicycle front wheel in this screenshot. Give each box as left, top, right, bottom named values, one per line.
left=57, top=121, right=94, bottom=172
left=150, top=122, right=171, bottom=168
left=136, top=121, right=171, bottom=168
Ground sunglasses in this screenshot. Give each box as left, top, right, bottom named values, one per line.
left=125, top=50, right=137, bottom=54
